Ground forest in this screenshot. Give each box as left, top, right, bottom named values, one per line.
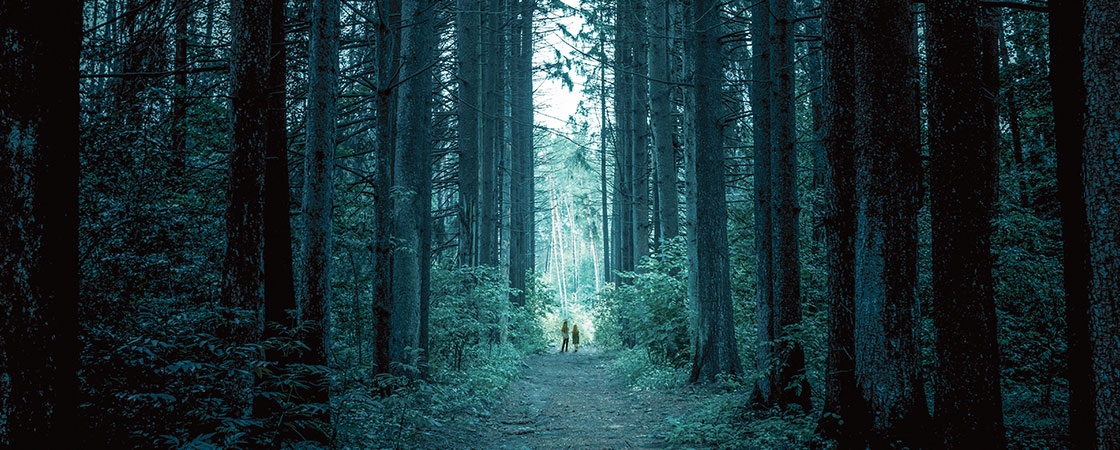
left=1, top=0, right=1119, bottom=448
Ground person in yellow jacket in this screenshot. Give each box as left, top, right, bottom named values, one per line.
left=572, top=324, right=581, bottom=352
left=560, top=320, right=570, bottom=352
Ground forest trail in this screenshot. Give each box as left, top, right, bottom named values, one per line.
left=428, top=347, right=700, bottom=449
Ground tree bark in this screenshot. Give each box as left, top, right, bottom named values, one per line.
left=615, top=0, right=635, bottom=277
left=170, top=0, right=190, bottom=173
left=457, top=0, right=481, bottom=267
left=1083, top=1, right=1120, bottom=445
left=391, top=0, right=435, bottom=377
left=0, top=2, right=80, bottom=445
left=926, top=1, right=1005, bottom=446
left=300, top=0, right=338, bottom=432
left=818, top=0, right=866, bottom=445
left=373, top=0, right=401, bottom=378
left=255, top=0, right=300, bottom=428
left=750, top=0, right=775, bottom=406
left=851, top=0, right=929, bottom=445
left=769, top=0, right=810, bottom=411
left=650, top=0, right=678, bottom=243
left=509, top=0, right=535, bottom=306
left=632, top=0, right=651, bottom=265
left=1048, top=1, right=1093, bottom=446
left=224, top=0, right=270, bottom=346
left=479, top=0, right=504, bottom=267
left=687, top=0, right=742, bottom=383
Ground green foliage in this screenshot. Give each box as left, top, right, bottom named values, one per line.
left=334, top=265, right=547, bottom=447
left=666, top=389, right=823, bottom=449
left=596, top=238, right=690, bottom=366
left=335, top=344, right=524, bottom=448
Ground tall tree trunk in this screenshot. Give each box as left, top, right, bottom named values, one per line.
left=687, top=0, right=742, bottom=383
left=615, top=0, right=635, bottom=277
left=818, top=0, right=866, bottom=445
left=373, top=0, right=400, bottom=379
left=927, top=1, right=1004, bottom=446
left=391, top=0, right=434, bottom=377
left=806, top=0, right=825, bottom=249
left=1048, top=1, right=1093, bottom=446
left=256, top=0, right=300, bottom=428
left=301, top=0, right=338, bottom=435
left=509, top=0, right=535, bottom=306
left=770, top=0, right=810, bottom=411
left=1084, top=1, right=1120, bottom=445
left=0, top=2, right=80, bottom=445
left=479, top=0, right=503, bottom=267
left=457, top=0, right=481, bottom=267
left=650, top=0, right=678, bottom=243
left=851, top=0, right=929, bottom=445
left=632, top=0, right=651, bottom=265
left=170, top=0, right=190, bottom=173
left=601, top=27, right=612, bottom=284
left=749, top=0, right=775, bottom=406
left=224, top=0, right=269, bottom=347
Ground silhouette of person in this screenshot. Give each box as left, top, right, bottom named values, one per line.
left=561, top=320, right=570, bottom=352
left=572, top=324, right=580, bottom=352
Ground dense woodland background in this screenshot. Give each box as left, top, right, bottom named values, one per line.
left=1, top=0, right=1119, bottom=448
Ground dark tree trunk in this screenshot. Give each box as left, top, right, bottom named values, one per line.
left=632, top=0, right=651, bottom=265
left=926, top=1, right=1005, bottom=446
left=0, top=2, right=80, bottom=446
left=650, top=0, right=678, bottom=243
left=818, top=0, right=866, bottom=445
left=391, top=0, right=434, bottom=377
left=687, top=0, right=742, bottom=383
left=806, top=0, right=825, bottom=250
left=300, top=0, right=338, bottom=435
left=1084, top=1, right=1120, bottom=445
left=615, top=0, right=635, bottom=277
left=749, top=0, right=775, bottom=406
left=479, top=0, right=503, bottom=267
left=373, top=0, right=400, bottom=379
left=1048, top=1, right=1093, bottom=447
left=509, top=0, right=535, bottom=306
left=457, top=0, right=481, bottom=267
left=770, top=0, right=810, bottom=412
left=170, top=0, right=190, bottom=173
left=851, top=0, right=929, bottom=446
left=224, top=0, right=270, bottom=346
left=255, top=0, right=300, bottom=429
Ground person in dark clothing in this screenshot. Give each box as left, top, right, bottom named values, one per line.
left=561, top=320, right=569, bottom=352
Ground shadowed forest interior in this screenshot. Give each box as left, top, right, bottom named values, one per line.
left=2, top=0, right=1119, bottom=448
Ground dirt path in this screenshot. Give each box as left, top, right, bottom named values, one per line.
left=428, top=346, right=699, bottom=449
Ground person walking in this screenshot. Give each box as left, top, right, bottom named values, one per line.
left=572, top=324, right=580, bottom=352
left=560, top=320, right=570, bottom=352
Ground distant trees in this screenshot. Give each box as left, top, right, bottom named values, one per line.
left=0, top=1, right=80, bottom=445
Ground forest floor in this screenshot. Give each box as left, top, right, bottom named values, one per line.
left=424, top=345, right=704, bottom=449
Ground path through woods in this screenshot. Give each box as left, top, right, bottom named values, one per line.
left=427, top=348, right=701, bottom=449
